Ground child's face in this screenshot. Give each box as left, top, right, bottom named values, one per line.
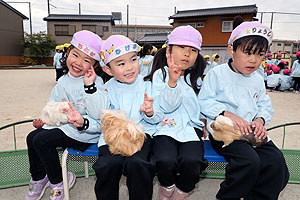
left=167, top=45, right=198, bottom=71
left=103, top=52, right=139, bottom=83
left=228, top=45, right=265, bottom=75
left=67, top=48, right=96, bottom=77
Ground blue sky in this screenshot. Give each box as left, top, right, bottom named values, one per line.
left=7, top=0, right=300, bottom=40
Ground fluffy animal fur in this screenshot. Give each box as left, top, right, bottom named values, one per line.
left=101, top=110, right=146, bottom=156
left=41, top=101, right=70, bottom=126
left=208, top=115, right=267, bottom=147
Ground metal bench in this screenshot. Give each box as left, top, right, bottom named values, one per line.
left=61, top=140, right=226, bottom=200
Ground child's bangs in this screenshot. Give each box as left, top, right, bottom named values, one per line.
left=233, top=35, right=268, bottom=54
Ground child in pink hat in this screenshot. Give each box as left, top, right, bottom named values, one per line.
left=199, top=18, right=289, bottom=199
left=265, top=52, right=273, bottom=65
left=274, top=52, right=283, bottom=66
left=25, top=30, right=107, bottom=200
left=144, top=25, right=208, bottom=199
left=291, top=50, right=300, bottom=93
left=83, top=35, right=164, bottom=200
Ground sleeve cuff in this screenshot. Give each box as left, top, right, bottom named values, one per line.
left=77, top=118, right=89, bottom=131
left=84, top=83, right=97, bottom=94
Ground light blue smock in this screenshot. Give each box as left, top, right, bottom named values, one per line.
left=198, top=63, right=274, bottom=132
left=279, top=75, right=293, bottom=91
left=265, top=59, right=273, bottom=65
left=151, top=66, right=205, bottom=143
left=85, top=75, right=164, bottom=147
left=139, top=55, right=154, bottom=77
left=53, top=52, right=62, bottom=69
left=43, top=73, right=104, bottom=143
left=203, top=61, right=212, bottom=75
left=291, top=60, right=300, bottom=78
left=267, top=74, right=282, bottom=88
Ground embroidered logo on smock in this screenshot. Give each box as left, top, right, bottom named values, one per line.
left=161, top=118, right=177, bottom=128
left=253, top=93, right=259, bottom=103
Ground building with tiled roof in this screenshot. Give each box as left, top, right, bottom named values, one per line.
left=43, top=14, right=116, bottom=45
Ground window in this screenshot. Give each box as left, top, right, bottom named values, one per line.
left=82, top=25, right=96, bottom=33
left=277, top=43, right=282, bottom=46
left=103, top=26, right=109, bottom=32
left=222, top=21, right=233, bottom=32
left=180, top=23, right=196, bottom=28
left=286, top=51, right=290, bottom=54
left=55, top=25, right=75, bottom=36
left=112, top=28, right=121, bottom=33
left=284, top=43, right=291, bottom=46
left=197, top=22, right=204, bottom=27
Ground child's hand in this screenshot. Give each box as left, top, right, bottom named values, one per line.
left=33, top=119, right=45, bottom=128
left=250, top=118, right=267, bottom=139
left=200, top=118, right=207, bottom=139
left=140, top=93, right=154, bottom=117
left=84, top=65, right=96, bottom=86
left=224, top=111, right=252, bottom=135
left=167, top=54, right=182, bottom=88
left=63, top=102, right=84, bottom=127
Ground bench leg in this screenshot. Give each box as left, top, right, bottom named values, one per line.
left=62, top=148, right=70, bottom=200
left=84, top=157, right=89, bottom=178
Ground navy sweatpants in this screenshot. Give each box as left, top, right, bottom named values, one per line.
left=209, top=134, right=289, bottom=200
left=93, top=134, right=155, bottom=200
left=153, top=135, right=208, bottom=193
left=27, top=128, right=90, bottom=184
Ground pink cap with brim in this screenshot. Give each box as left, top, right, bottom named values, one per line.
left=280, top=60, right=287, bottom=65
left=267, top=53, right=272, bottom=57
left=228, top=21, right=273, bottom=46
left=276, top=53, right=282, bottom=57
left=296, top=51, right=300, bottom=57
left=283, top=69, right=290, bottom=75
left=168, top=25, right=202, bottom=51
left=70, top=30, right=102, bottom=61
left=272, top=66, right=280, bottom=73
left=100, top=35, right=139, bottom=65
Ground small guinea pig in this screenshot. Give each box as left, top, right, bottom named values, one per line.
left=41, top=101, right=70, bottom=126
left=208, top=115, right=267, bottom=147
left=101, top=110, right=146, bottom=156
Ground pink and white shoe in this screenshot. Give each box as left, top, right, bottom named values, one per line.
left=158, top=185, right=175, bottom=200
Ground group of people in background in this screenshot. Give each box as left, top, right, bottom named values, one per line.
left=53, top=43, right=71, bottom=81
left=28, top=16, right=291, bottom=200
left=261, top=52, right=300, bottom=93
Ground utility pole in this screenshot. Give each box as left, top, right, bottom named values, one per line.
left=7, top=1, right=32, bottom=35
left=47, top=0, right=50, bottom=15
left=126, top=4, right=129, bottom=37
left=270, top=12, right=274, bottom=29
left=79, top=3, right=81, bottom=15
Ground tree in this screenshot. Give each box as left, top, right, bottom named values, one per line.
left=22, top=31, right=56, bottom=64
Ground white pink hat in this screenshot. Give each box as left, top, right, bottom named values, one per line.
left=228, top=21, right=273, bottom=46
left=70, top=30, right=103, bottom=61
left=168, top=25, right=202, bottom=51
left=100, top=35, right=139, bottom=65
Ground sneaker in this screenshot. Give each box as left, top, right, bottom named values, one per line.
left=49, top=172, right=76, bottom=200
left=159, top=185, right=175, bottom=200
left=170, top=187, right=189, bottom=200
left=25, top=176, right=49, bottom=200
